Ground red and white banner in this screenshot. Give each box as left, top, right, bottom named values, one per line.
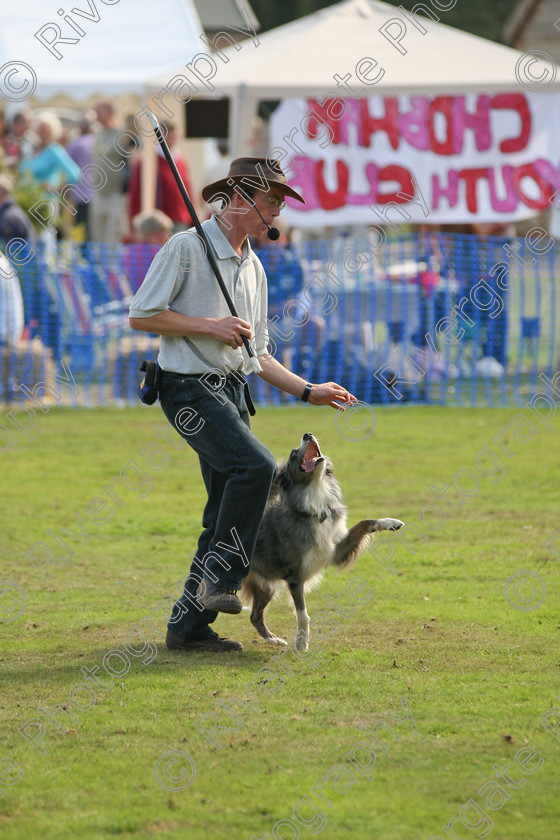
left=270, top=92, right=560, bottom=226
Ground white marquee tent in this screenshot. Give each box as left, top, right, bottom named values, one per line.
left=1, top=0, right=209, bottom=210
left=148, top=0, right=560, bottom=155
left=147, top=0, right=560, bottom=225
left=0, top=0, right=205, bottom=102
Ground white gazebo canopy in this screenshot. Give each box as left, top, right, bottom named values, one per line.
left=1, top=0, right=205, bottom=102
left=148, top=0, right=560, bottom=154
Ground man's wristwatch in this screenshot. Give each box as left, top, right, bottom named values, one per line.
left=301, top=383, right=313, bottom=402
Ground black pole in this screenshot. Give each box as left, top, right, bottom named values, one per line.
left=146, top=111, right=262, bottom=374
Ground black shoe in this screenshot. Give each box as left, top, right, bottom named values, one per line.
left=165, top=629, right=243, bottom=652
left=196, top=579, right=243, bottom=614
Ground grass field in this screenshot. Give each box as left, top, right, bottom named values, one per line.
left=1, top=403, right=559, bottom=840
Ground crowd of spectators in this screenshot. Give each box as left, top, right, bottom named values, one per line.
left=0, top=102, right=200, bottom=349
left=0, top=102, right=195, bottom=247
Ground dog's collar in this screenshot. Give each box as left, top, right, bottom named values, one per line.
left=294, top=508, right=330, bottom=523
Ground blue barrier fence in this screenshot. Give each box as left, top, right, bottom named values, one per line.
left=1, top=232, right=559, bottom=408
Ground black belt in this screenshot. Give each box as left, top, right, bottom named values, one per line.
left=171, top=371, right=256, bottom=417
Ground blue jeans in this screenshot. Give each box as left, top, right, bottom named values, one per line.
left=159, top=371, right=277, bottom=641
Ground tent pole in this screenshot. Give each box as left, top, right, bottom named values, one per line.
left=140, top=93, right=157, bottom=214
left=230, top=83, right=258, bottom=157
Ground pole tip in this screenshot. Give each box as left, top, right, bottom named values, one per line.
left=146, top=111, right=159, bottom=131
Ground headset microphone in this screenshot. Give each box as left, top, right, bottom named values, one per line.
left=265, top=224, right=280, bottom=241
left=234, top=185, right=280, bottom=241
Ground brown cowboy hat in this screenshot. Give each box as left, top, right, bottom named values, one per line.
left=202, top=156, right=305, bottom=204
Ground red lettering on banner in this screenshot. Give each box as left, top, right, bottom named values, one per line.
left=307, top=97, right=401, bottom=148
left=533, top=158, right=560, bottom=193
left=428, top=97, right=454, bottom=155
left=363, top=97, right=399, bottom=149
left=347, top=162, right=379, bottom=205
left=306, top=99, right=333, bottom=142
left=340, top=99, right=369, bottom=145
left=316, top=159, right=349, bottom=209
left=305, top=101, right=325, bottom=141
left=288, top=156, right=321, bottom=210
left=344, top=99, right=369, bottom=146
left=285, top=91, right=547, bottom=217
left=285, top=157, right=415, bottom=211
left=321, top=96, right=346, bottom=121
left=399, top=96, right=430, bottom=150
left=303, top=92, right=532, bottom=156
left=377, top=165, right=414, bottom=203
left=487, top=166, right=518, bottom=212
left=330, top=99, right=367, bottom=146
left=306, top=98, right=355, bottom=145
left=429, top=162, right=554, bottom=214
left=459, top=168, right=490, bottom=212
left=452, top=95, right=491, bottom=153
left=511, top=162, right=553, bottom=209
left=431, top=170, right=459, bottom=209
left=490, top=93, right=531, bottom=152
left=288, top=159, right=557, bottom=215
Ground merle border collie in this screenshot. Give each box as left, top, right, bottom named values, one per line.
left=241, top=433, right=403, bottom=650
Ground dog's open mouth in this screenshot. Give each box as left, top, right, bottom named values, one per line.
left=301, top=440, right=322, bottom=472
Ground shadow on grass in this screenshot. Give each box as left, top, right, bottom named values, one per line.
left=1, top=640, right=319, bottom=688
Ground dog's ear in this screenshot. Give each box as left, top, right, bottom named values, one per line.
left=274, top=465, right=292, bottom=492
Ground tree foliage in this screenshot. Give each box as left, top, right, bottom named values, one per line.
left=249, top=0, right=521, bottom=44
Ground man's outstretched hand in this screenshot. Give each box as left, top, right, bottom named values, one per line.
left=256, top=356, right=357, bottom=408
left=308, top=382, right=357, bottom=410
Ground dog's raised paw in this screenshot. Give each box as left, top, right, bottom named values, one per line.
left=264, top=636, right=288, bottom=646
left=378, top=518, right=404, bottom=531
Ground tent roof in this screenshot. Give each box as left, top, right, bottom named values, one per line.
left=149, top=0, right=560, bottom=96
left=1, top=0, right=205, bottom=101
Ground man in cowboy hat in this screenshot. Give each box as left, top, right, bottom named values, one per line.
left=129, top=157, right=357, bottom=653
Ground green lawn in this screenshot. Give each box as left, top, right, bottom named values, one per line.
left=0, top=404, right=559, bottom=840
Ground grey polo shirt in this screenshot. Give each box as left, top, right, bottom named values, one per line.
left=129, top=214, right=269, bottom=375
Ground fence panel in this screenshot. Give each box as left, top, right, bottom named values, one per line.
left=1, top=233, right=559, bottom=408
